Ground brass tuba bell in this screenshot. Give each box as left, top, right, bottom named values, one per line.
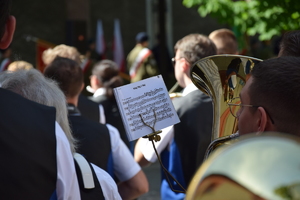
left=190, top=54, right=262, bottom=159
left=186, top=132, right=300, bottom=200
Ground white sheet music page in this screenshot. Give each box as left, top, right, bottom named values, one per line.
left=114, top=75, right=180, bottom=141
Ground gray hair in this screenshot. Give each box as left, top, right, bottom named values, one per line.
left=0, top=69, right=76, bottom=153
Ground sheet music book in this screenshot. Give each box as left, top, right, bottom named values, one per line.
left=114, top=75, right=180, bottom=141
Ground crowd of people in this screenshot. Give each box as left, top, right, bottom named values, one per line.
left=1, top=0, right=300, bottom=199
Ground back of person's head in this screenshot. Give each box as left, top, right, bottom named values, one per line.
left=92, top=59, right=123, bottom=100
left=249, top=56, right=300, bottom=136
left=0, top=69, right=76, bottom=152
left=0, top=0, right=12, bottom=39
left=278, top=30, right=300, bottom=57
left=174, top=34, right=217, bottom=65
left=7, top=61, right=34, bottom=71
left=209, top=28, right=238, bottom=54
left=42, top=44, right=81, bottom=66
left=136, top=32, right=149, bottom=44
left=44, top=57, right=84, bottom=99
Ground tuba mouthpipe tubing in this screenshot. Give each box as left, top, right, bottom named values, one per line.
left=204, top=131, right=239, bottom=160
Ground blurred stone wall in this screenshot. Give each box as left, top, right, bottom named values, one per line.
left=89, top=0, right=225, bottom=58
left=10, top=0, right=224, bottom=68
left=11, top=0, right=66, bottom=65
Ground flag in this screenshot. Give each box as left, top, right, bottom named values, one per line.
left=95, top=20, right=106, bottom=58
left=36, top=39, right=55, bottom=72
left=0, top=58, right=11, bottom=72
left=113, top=19, right=125, bottom=72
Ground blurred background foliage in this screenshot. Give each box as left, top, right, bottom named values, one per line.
left=183, top=0, right=300, bottom=41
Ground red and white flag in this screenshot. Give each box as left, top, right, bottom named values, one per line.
left=96, top=20, right=106, bottom=58
left=113, top=19, right=125, bottom=72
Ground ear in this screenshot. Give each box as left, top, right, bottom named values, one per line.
left=96, top=77, right=102, bottom=87
left=90, top=75, right=101, bottom=89
left=90, top=75, right=96, bottom=87
left=0, top=16, right=16, bottom=49
left=182, top=58, right=190, bottom=73
left=256, top=107, right=268, bottom=132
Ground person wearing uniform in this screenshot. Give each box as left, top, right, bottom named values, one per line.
left=0, top=1, right=80, bottom=199
left=135, top=34, right=217, bottom=200
left=0, top=68, right=122, bottom=200
left=127, top=32, right=159, bottom=83
left=89, top=59, right=132, bottom=151
left=44, top=56, right=149, bottom=200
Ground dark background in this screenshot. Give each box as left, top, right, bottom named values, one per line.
left=10, top=0, right=225, bottom=89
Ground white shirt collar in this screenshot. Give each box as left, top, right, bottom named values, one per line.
left=86, top=85, right=95, bottom=94
left=93, top=88, right=106, bottom=98
left=182, top=83, right=199, bottom=96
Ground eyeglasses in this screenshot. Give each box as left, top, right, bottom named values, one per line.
left=171, top=57, right=183, bottom=67
left=227, top=97, right=258, bottom=118
left=227, top=97, right=275, bottom=124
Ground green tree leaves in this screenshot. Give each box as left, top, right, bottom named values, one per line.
left=183, top=0, right=300, bottom=40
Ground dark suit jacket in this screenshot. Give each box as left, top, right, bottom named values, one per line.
left=68, top=104, right=112, bottom=173
left=78, top=94, right=100, bottom=123
left=0, top=88, right=57, bottom=199
left=171, top=90, right=213, bottom=186
left=89, top=95, right=131, bottom=150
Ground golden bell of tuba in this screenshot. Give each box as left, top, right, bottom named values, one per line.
left=190, top=54, right=262, bottom=159
left=186, top=132, right=300, bottom=200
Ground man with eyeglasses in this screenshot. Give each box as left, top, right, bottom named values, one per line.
left=228, top=56, right=300, bottom=137
left=135, top=34, right=217, bottom=200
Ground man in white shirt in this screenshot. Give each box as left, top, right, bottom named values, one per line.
left=0, top=1, right=81, bottom=199
left=0, top=68, right=122, bottom=200
left=44, top=57, right=148, bottom=200
left=135, top=34, right=217, bottom=200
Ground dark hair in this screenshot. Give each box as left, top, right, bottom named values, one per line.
left=249, top=56, right=300, bottom=136
left=135, top=32, right=148, bottom=43
left=278, top=30, right=300, bottom=57
left=174, top=34, right=217, bottom=65
left=44, top=57, right=84, bottom=98
left=0, top=0, right=12, bottom=39
left=92, top=59, right=123, bottom=100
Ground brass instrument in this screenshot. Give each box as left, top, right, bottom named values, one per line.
left=169, top=92, right=182, bottom=99
left=186, top=55, right=300, bottom=200
left=168, top=82, right=183, bottom=99
left=203, top=131, right=239, bottom=160
left=186, top=132, right=300, bottom=200
left=190, top=55, right=262, bottom=158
